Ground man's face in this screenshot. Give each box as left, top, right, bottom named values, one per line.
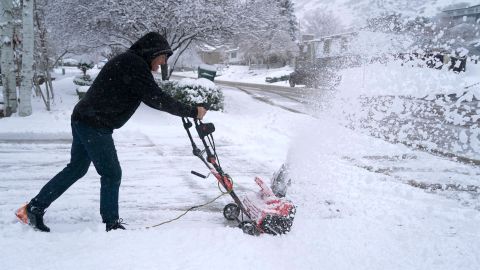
left=151, top=54, right=168, bottom=72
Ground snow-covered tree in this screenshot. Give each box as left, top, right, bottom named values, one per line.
left=235, top=0, right=298, bottom=67
left=100, top=46, right=125, bottom=60
left=277, top=0, right=298, bottom=40
left=0, top=0, right=18, bottom=115
left=43, top=0, right=299, bottom=72
left=302, top=9, right=345, bottom=38
left=43, top=0, right=240, bottom=78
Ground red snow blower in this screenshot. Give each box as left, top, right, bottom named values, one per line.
left=182, top=117, right=296, bottom=235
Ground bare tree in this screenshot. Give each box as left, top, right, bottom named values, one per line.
left=32, top=0, right=58, bottom=111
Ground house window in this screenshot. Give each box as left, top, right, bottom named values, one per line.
left=230, top=52, right=237, bottom=59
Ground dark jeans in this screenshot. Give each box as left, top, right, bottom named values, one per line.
left=30, top=120, right=122, bottom=223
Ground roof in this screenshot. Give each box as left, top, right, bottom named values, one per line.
left=300, top=31, right=358, bottom=43
left=442, top=4, right=480, bottom=12
left=225, top=48, right=240, bottom=53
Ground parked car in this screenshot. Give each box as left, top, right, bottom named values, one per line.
left=289, top=61, right=342, bottom=89
left=288, top=63, right=322, bottom=88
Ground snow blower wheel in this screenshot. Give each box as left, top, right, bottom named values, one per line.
left=239, top=221, right=259, bottom=236
left=223, top=203, right=240, bottom=221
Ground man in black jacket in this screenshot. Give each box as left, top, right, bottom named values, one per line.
left=16, top=32, right=207, bottom=232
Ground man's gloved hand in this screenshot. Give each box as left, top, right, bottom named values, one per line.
left=196, top=106, right=207, bottom=120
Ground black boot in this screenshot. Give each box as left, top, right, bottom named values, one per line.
left=106, top=218, right=127, bottom=232
left=26, top=204, right=50, bottom=232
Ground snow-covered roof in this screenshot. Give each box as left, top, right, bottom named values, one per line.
left=300, top=31, right=358, bottom=43
left=198, top=44, right=230, bottom=52
left=442, top=4, right=480, bottom=12
left=225, top=48, right=240, bottom=53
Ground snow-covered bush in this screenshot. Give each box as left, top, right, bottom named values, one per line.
left=74, top=61, right=95, bottom=89
left=156, top=78, right=224, bottom=111
left=76, top=86, right=89, bottom=100
left=73, top=62, right=95, bottom=99
left=73, top=74, right=93, bottom=86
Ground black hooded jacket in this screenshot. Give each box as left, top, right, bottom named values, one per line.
left=71, top=32, right=197, bottom=130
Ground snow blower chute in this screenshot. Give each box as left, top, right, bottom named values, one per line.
left=182, top=117, right=296, bottom=235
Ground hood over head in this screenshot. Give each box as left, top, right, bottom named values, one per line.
left=129, top=32, right=173, bottom=65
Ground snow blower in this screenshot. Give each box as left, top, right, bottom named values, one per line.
left=182, top=117, right=296, bottom=235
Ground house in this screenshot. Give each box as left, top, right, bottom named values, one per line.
left=296, top=32, right=361, bottom=69
left=287, top=33, right=360, bottom=87
left=225, top=48, right=244, bottom=65
left=198, top=45, right=227, bottom=65
left=197, top=43, right=290, bottom=69
left=197, top=45, right=246, bottom=66
left=442, top=4, right=480, bottom=23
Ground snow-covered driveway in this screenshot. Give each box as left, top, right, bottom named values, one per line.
left=1, top=82, right=479, bottom=270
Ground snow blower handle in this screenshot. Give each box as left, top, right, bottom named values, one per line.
left=195, top=121, right=215, bottom=138
left=182, top=117, right=202, bottom=157
left=182, top=117, right=223, bottom=174
left=194, top=120, right=218, bottom=165
left=191, top=170, right=207, bottom=179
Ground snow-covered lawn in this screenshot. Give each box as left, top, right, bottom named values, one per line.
left=0, top=65, right=479, bottom=270
left=174, top=65, right=294, bottom=87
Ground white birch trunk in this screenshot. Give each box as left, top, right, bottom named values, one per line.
left=0, top=0, right=18, bottom=115
left=18, top=0, right=34, bottom=116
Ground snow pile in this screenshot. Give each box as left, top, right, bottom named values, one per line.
left=313, top=61, right=480, bottom=160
